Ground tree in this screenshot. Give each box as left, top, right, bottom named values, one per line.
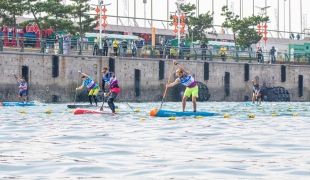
left=0, top=0, right=26, bottom=27
left=0, top=0, right=27, bottom=45
left=20, top=0, right=76, bottom=38
left=40, top=0, right=75, bottom=33
left=171, top=3, right=214, bottom=43
left=70, top=0, right=97, bottom=42
left=221, top=5, right=269, bottom=48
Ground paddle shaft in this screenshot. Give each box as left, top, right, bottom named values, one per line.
left=159, top=62, right=175, bottom=109
left=74, top=69, right=82, bottom=106
left=126, top=102, right=135, bottom=111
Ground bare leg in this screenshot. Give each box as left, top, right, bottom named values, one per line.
left=192, top=96, right=197, bottom=112
left=18, top=96, right=21, bottom=102
left=252, top=93, right=255, bottom=103
left=182, top=96, right=188, bottom=112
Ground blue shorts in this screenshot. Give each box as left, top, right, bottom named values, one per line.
left=19, top=90, right=27, bottom=97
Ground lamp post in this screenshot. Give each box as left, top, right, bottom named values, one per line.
left=284, top=0, right=286, bottom=38
left=91, top=1, right=111, bottom=49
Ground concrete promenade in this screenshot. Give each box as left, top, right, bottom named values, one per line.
left=0, top=52, right=308, bottom=102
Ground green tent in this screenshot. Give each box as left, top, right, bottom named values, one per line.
left=85, top=33, right=144, bottom=43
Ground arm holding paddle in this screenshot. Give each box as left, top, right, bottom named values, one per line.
left=173, top=60, right=190, bottom=75
left=13, top=74, right=22, bottom=82
left=78, top=71, right=90, bottom=78
left=75, top=71, right=87, bottom=90
left=166, top=78, right=180, bottom=88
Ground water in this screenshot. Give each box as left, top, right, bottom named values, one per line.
left=1, top=102, right=310, bottom=179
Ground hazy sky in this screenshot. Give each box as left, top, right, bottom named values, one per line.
left=70, top=0, right=310, bottom=37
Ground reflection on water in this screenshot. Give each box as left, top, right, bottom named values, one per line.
left=0, top=102, right=310, bottom=178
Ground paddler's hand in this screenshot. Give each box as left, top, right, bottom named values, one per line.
left=173, top=60, right=178, bottom=65
left=76, top=87, right=78, bottom=90
left=104, top=93, right=107, bottom=97
left=78, top=71, right=81, bottom=74
left=166, top=84, right=169, bottom=88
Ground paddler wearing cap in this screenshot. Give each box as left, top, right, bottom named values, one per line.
left=14, top=74, right=28, bottom=103
left=166, top=60, right=198, bottom=112
left=76, top=71, right=100, bottom=106
left=102, top=67, right=120, bottom=113
left=252, top=80, right=261, bottom=104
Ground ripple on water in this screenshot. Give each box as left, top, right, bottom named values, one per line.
left=1, top=102, right=310, bottom=178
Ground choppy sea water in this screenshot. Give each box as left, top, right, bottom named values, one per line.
left=0, top=102, right=310, bottom=179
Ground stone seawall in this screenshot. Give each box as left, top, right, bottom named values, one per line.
left=0, top=52, right=309, bottom=102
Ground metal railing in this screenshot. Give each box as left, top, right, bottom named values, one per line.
left=0, top=37, right=309, bottom=65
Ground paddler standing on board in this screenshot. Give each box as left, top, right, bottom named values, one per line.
left=252, top=80, right=261, bottom=105
left=101, top=67, right=120, bottom=114
left=166, top=60, right=198, bottom=112
left=13, top=74, right=28, bottom=103
left=76, top=71, right=100, bottom=106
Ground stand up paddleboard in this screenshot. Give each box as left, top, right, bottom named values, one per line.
left=150, top=109, right=218, bottom=117
left=0, top=102, right=44, bottom=106
left=74, top=108, right=114, bottom=115
left=67, top=104, right=118, bottom=109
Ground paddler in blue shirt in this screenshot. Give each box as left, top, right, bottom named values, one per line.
left=14, top=74, right=27, bottom=103
left=252, top=80, right=261, bottom=104
left=166, top=60, right=198, bottom=112
left=76, top=71, right=100, bottom=106
left=101, top=67, right=121, bottom=113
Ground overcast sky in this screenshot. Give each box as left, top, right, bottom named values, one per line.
left=68, top=0, right=309, bottom=37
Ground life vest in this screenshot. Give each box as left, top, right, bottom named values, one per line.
left=179, top=73, right=197, bottom=88
left=253, top=86, right=261, bottom=93
left=20, top=81, right=27, bottom=92
left=103, top=72, right=119, bottom=88
left=83, top=78, right=98, bottom=90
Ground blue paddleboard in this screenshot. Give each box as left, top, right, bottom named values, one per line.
left=155, top=109, right=218, bottom=117
left=1, top=102, right=43, bottom=106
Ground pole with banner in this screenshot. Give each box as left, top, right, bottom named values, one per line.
left=152, top=27, right=155, bottom=50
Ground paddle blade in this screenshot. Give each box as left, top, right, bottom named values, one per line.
left=150, top=109, right=158, bottom=116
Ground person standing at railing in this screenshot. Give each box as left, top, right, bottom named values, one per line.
left=102, top=36, right=109, bottom=56
left=54, top=34, right=60, bottom=54
left=179, top=40, right=185, bottom=60
left=165, top=43, right=171, bottom=59
left=121, top=39, right=128, bottom=57
left=112, top=38, right=119, bottom=56
left=63, top=32, right=71, bottom=55
left=135, top=37, right=144, bottom=58
left=159, top=41, right=165, bottom=59
left=269, top=46, right=276, bottom=64
left=219, top=45, right=227, bottom=61
left=201, top=41, right=208, bottom=60
left=93, top=38, right=99, bottom=55
left=170, top=46, right=176, bottom=59
left=257, top=47, right=262, bottom=62
left=131, top=40, right=137, bottom=58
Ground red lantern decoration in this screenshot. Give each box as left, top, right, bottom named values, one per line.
left=263, top=23, right=268, bottom=45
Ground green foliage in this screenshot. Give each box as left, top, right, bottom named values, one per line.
left=0, top=0, right=27, bottom=26
left=171, top=2, right=214, bottom=43
left=221, top=5, right=269, bottom=48
left=70, top=0, right=97, bottom=39
left=20, top=0, right=76, bottom=36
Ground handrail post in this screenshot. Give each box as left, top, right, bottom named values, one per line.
left=207, top=49, right=213, bottom=61
left=78, top=39, right=82, bottom=55
left=40, top=39, right=45, bottom=54
left=0, top=38, right=3, bottom=52
left=193, top=48, right=197, bottom=60
left=58, top=38, right=63, bottom=55
left=234, top=50, right=239, bottom=62
left=248, top=52, right=252, bottom=63
left=20, top=38, right=24, bottom=52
